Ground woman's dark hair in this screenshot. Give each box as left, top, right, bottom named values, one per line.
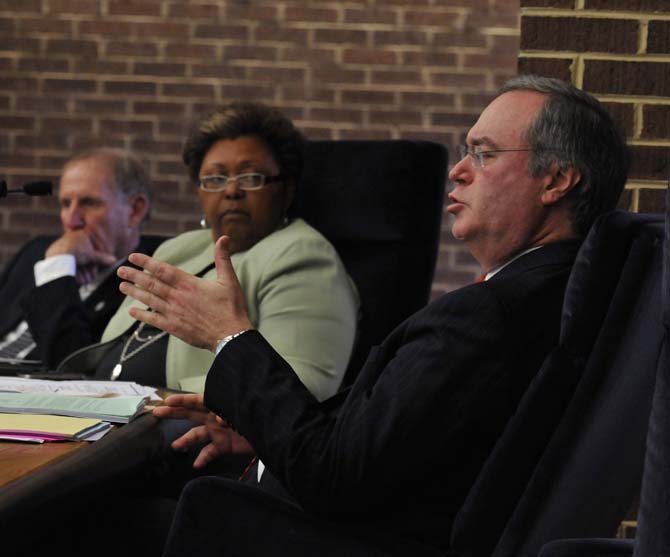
left=500, top=75, right=630, bottom=236
left=182, top=102, right=306, bottom=187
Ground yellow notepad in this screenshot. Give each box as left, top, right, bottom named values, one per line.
left=0, top=413, right=103, bottom=437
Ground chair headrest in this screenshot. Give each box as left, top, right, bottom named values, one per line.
left=292, top=140, right=447, bottom=243
left=561, top=210, right=663, bottom=354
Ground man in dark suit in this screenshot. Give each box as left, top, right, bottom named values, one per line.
left=0, top=147, right=164, bottom=369
left=118, top=76, right=630, bottom=554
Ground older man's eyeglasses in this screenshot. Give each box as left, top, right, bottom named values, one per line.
left=456, top=145, right=533, bottom=169
left=199, top=173, right=284, bottom=192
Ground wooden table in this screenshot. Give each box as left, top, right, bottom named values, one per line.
left=0, top=439, right=88, bottom=488
left=0, top=390, right=173, bottom=489
left=0, top=412, right=165, bottom=554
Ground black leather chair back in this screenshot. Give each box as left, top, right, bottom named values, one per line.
left=450, top=211, right=665, bottom=557
left=538, top=195, right=670, bottom=557
left=291, top=140, right=447, bottom=385
left=632, top=191, right=670, bottom=557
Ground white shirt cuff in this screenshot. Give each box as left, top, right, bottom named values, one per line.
left=34, top=254, right=76, bottom=287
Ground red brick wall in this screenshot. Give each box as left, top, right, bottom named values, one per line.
left=0, top=0, right=521, bottom=295
left=519, top=0, right=670, bottom=215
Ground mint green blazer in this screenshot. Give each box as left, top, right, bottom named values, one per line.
left=102, top=219, right=359, bottom=399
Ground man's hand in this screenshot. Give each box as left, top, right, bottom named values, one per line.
left=117, top=235, right=253, bottom=351
left=153, top=394, right=254, bottom=468
left=45, top=229, right=117, bottom=267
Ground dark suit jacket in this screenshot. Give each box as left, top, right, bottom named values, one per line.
left=203, top=240, right=581, bottom=551
left=0, top=234, right=166, bottom=369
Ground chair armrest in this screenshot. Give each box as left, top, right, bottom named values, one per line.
left=539, top=538, right=634, bottom=557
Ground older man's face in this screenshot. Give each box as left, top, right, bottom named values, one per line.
left=58, top=157, right=133, bottom=260
left=447, top=90, right=553, bottom=270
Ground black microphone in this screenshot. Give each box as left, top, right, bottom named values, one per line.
left=0, top=180, right=53, bottom=198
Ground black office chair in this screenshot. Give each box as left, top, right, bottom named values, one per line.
left=633, top=202, right=670, bottom=557
left=292, top=140, right=447, bottom=385
left=539, top=197, right=670, bottom=557
left=449, top=210, right=665, bottom=557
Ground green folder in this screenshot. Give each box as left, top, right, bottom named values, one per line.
left=0, top=392, right=148, bottom=423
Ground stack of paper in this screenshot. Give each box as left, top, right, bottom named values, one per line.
left=0, top=414, right=112, bottom=443
left=0, top=392, right=148, bottom=424
left=0, top=377, right=158, bottom=399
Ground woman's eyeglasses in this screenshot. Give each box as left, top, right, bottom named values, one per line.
left=199, top=173, right=284, bottom=192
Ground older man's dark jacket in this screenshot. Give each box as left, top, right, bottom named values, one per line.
left=0, top=235, right=165, bottom=369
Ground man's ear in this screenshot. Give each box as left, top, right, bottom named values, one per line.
left=541, top=163, right=581, bottom=206
left=127, top=193, right=149, bottom=228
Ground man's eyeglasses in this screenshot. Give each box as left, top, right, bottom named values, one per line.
left=456, top=145, right=533, bottom=169
left=199, top=173, right=284, bottom=192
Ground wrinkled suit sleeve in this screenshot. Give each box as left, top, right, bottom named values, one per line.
left=204, top=285, right=508, bottom=517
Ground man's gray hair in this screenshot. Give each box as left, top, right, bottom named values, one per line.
left=499, top=75, right=629, bottom=236
left=64, top=147, right=152, bottom=219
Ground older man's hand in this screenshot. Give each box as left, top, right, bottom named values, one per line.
left=46, top=229, right=117, bottom=267
left=154, top=394, right=254, bottom=468
left=117, top=235, right=253, bottom=351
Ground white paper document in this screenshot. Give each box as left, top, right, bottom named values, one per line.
left=0, top=377, right=158, bottom=399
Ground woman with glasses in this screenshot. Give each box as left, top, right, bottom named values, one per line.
left=87, top=102, right=359, bottom=399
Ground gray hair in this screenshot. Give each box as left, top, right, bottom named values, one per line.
left=499, top=75, right=629, bottom=236
left=64, top=147, right=152, bottom=220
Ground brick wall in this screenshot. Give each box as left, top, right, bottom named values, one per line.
left=0, top=0, right=520, bottom=296
left=519, top=0, right=670, bottom=215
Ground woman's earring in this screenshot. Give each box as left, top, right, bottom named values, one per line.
left=200, top=216, right=207, bottom=229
